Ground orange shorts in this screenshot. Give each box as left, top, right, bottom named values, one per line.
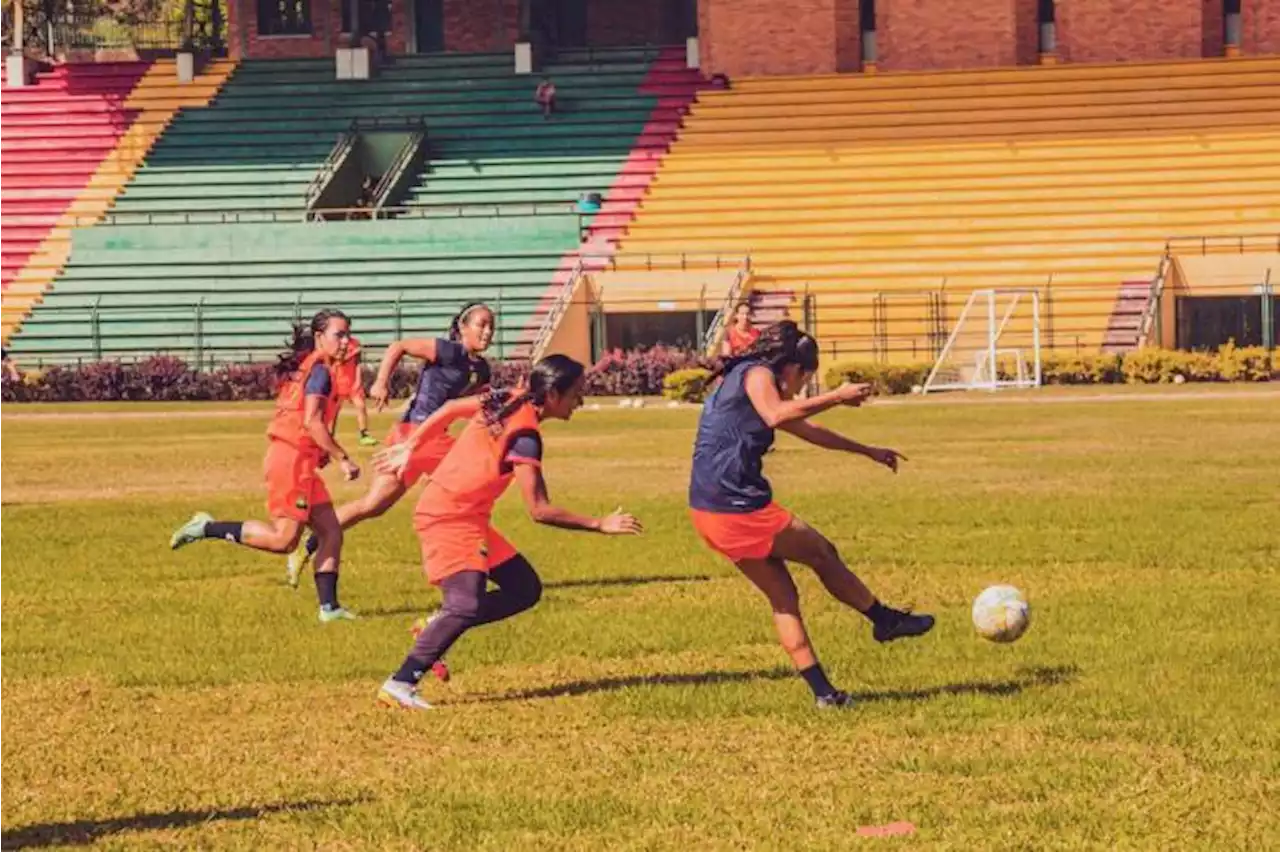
left=263, top=440, right=331, bottom=523
left=413, top=515, right=519, bottom=585
left=689, top=502, right=793, bottom=562
left=387, top=422, right=455, bottom=487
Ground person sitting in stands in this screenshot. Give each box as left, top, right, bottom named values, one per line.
left=722, top=301, right=761, bottom=357
left=535, top=77, right=557, bottom=118
left=575, top=192, right=602, bottom=215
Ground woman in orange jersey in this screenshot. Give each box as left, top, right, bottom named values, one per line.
left=721, top=301, right=760, bottom=357
left=330, top=335, right=379, bottom=448
left=170, top=309, right=362, bottom=623
left=373, top=354, right=642, bottom=710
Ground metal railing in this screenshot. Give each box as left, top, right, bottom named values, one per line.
left=4, top=201, right=584, bottom=230
left=1165, top=233, right=1280, bottom=256
left=304, top=131, right=359, bottom=210
left=13, top=291, right=544, bottom=369
left=6, top=2, right=227, bottom=56
left=700, top=255, right=752, bottom=356
left=529, top=256, right=587, bottom=362
left=373, top=130, right=427, bottom=211
left=1137, top=253, right=1172, bottom=349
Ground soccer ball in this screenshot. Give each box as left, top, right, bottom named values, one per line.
left=972, top=585, right=1030, bottom=643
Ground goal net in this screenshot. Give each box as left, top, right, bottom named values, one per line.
left=923, top=289, right=1042, bottom=393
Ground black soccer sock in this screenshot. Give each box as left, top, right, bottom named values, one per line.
left=204, top=522, right=243, bottom=543
left=305, top=532, right=319, bottom=556
left=799, top=663, right=837, bottom=699
left=864, top=600, right=897, bottom=628
left=315, top=572, right=340, bottom=610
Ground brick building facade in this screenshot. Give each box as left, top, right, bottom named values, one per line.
left=226, top=0, right=1279, bottom=75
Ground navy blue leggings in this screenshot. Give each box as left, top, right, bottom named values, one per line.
left=401, top=555, right=543, bottom=676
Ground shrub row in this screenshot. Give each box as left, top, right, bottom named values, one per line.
left=3, top=346, right=1271, bottom=404
left=1, top=347, right=711, bottom=403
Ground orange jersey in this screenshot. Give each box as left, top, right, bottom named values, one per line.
left=726, top=325, right=760, bottom=355
left=333, top=337, right=363, bottom=400
left=266, top=349, right=338, bottom=453
left=416, top=400, right=541, bottom=523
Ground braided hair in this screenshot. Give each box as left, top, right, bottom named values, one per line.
left=481, top=354, right=585, bottom=433
left=276, top=308, right=350, bottom=378
left=711, top=320, right=819, bottom=381
left=448, top=301, right=492, bottom=344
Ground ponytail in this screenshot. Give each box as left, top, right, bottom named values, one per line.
left=481, top=353, right=584, bottom=433
left=275, top=308, right=349, bottom=378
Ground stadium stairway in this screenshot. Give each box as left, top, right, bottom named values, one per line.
left=1, top=58, right=235, bottom=342
left=604, top=56, right=1280, bottom=361
left=1, top=62, right=148, bottom=294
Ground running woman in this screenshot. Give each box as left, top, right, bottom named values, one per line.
left=170, top=309, right=361, bottom=622
left=374, top=354, right=642, bottom=710
left=285, top=302, right=494, bottom=586
left=332, top=335, right=379, bottom=448
left=689, top=321, right=934, bottom=709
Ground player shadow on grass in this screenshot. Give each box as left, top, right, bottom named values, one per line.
left=477, top=663, right=1079, bottom=705
left=361, top=575, right=715, bottom=618
left=1, top=798, right=364, bottom=850
left=850, top=664, right=1079, bottom=704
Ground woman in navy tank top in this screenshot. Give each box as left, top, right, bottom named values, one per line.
left=286, top=303, right=493, bottom=602
left=689, top=321, right=935, bottom=709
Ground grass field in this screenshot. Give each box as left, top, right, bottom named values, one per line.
left=3, top=389, right=1279, bottom=850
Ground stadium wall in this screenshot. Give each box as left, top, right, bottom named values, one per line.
left=1054, top=0, right=1207, bottom=64
left=1242, top=0, right=1280, bottom=55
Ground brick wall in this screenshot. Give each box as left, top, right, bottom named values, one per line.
left=1202, top=0, right=1224, bottom=57
left=1241, top=0, right=1280, bottom=55
left=587, top=0, right=665, bottom=46
left=1056, top=0, right=1205, bottom=63
left=1015, top=0, right=1040, bottom=64
left=878, top=0, right=1020, bottom=71
left=834, top=0, right=861, bottom=72
left=230, top=0, right=408, bottom=60
left=699, top=0, right=840, bottom=77
left=443, top=0, right=518, bottom=53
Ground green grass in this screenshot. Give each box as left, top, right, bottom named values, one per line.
left=3, top=388, right=1279, bottom=849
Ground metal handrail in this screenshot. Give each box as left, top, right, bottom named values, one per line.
left=701, top=255, right=752, bottom=356
left=1136, top=253, right=1172, bottom=349
left=304, top=131, right=358, bottom=208
left=1164, top=233, right=1280, bottom=256
left=6, top=202, right=583, bottom=230
left=529, top=256, right=586, bottom=362
left=372, top=130, right=426, bottom=211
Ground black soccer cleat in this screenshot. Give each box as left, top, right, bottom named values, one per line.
left=873, top=610, right=936, bottom=644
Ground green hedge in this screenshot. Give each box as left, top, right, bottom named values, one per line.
left=823, top=346, right=1275, bottom=394
left=662, top=367, right=713, bottom=402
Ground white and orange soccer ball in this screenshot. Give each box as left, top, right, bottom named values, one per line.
left=972, top=585, right=1030, bottom=643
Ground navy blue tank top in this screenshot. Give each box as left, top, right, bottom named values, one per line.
left=402, top=338, right=491, bottom=425
left=688, top=360, right=776, bottom=513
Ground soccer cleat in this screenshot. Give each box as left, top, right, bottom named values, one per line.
left=169, top=512, right=213, bottom=550
left=318, top=606, right=358, bottom=623
left=409, top=616, right=452, bottom=682
left=285, top=540, right=312, bottom=589
left=873, top=610, right=936, bottom=644
left=378, top=678, right=433, bottom=711
left=358, top=432, right=379, bottom=447
left=815, top=691, right=856, bottom=710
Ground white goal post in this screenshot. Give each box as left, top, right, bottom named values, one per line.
left=922, top=289, right=1042, bottom=393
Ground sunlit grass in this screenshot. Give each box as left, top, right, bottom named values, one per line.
left=3, top=388, right=1278, bottom=849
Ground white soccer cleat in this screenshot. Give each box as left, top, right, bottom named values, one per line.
left=377, top=678, right=433, bottom=711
